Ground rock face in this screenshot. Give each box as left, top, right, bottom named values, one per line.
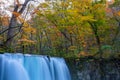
left=67, top=58, right=120, bottom=80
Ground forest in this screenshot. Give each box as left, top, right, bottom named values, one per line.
left=0, top=0, right=120, bottom=59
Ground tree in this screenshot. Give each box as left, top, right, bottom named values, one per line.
left=0, top=0, right=39, bottom=52
left=31, top=0, right=108, bottom=57
left=5, top=0, right=31, bottom=48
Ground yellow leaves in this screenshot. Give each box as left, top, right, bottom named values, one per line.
left=18, top=34, right=36, bottom=45
left=22, top=27, right=36, bottom=34
left=81, top=16, right=96, bottom=22
left=67, top=9, right=77, bottom=13
left=17, top=17, right=36, bottom=34
left=13, top=12, right=21, bottom=17
left=31, top=28, right=36, bottom=34
left=18, top=27, right=36, bottom=45
left=117, top=11, right=120, bottom=16
left=18, top=38, right=35, bottom=43
left=60, top=1, right=69, bottom=8
left=17, top=17, right=30, bottom=27
left=72, top=0, right=92, bottom=11
left=66, top=26, right=74, bottom=34
left=67, top=9, right=80, bottom=18
left=92, top=3, right=105, bottom=17
left=23, top=22, right=29, bottom=27
left=16, top=16, right=36, bottom=46
left=0, top=36, right=3, bottom=40
left=39, top=3, right=49, bottom=8
left=93, top=4, right=105, bottom=10
left=21, top=34, right=28, bottom=39
left=68, top=46, right=77, bottom=51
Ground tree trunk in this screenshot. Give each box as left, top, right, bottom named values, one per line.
left=89, top=22, right=103, bottom=58
left=5, top=0, right=31, bottom=48
left=6, top=10, right=18, bottom=47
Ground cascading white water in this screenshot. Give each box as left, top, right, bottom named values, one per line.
left=0, top=53, right=71, bottom=80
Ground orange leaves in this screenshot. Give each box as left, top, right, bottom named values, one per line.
left=32, top=9, right=39, bottom=15
left=1, top=16, right=9, bottom=26
left=13, top=12, right=21, bottom=17
left=78, top=51, right=89, bottom=57
left=112, top=10, right=120, bottom=17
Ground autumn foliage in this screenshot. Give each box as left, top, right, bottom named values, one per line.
left=0, top=0, right=120, bottom=58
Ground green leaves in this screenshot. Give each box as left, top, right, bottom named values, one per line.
left=101, top=45, right=112, bottom=50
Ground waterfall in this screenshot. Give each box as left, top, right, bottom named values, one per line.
left=0, top=53, right=71, bottom=80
